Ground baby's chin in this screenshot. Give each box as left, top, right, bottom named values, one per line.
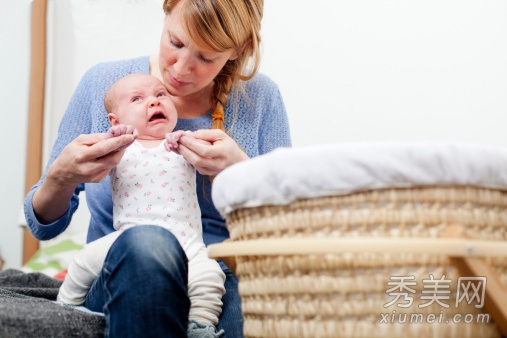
left=136, top=136, right=167, bottom=148
left=139, top=133, right=168, bottom=140
left=145, top=123, right=175, bottom=134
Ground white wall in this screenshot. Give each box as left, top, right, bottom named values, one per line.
left=262, top=1, right=507, bottom=147
left=0, top=1, right=31, bottom=269
left=45, top=0, right=507, bottom=152
left=43, top=0, right=164, bottom=163
left=2, top=0, right=507, bottom=268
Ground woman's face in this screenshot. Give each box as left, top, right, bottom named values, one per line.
left=159, top=5, right=239, bottom=99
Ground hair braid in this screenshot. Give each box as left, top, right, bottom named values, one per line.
left=211, top=59, right=236, bottom=131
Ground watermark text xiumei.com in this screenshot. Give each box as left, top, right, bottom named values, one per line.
left=379, top=275, right=489, bottom=324
left=379, top=310, right=490, bottom=324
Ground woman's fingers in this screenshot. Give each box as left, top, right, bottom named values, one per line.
left=85, top=133, right=136, bottom=160
left=178, top=130, right=223, bottom=158
left=177, top=144, right=217, bottom=175
left=56, top=133, right=135, bottom=184
left=188, top=129, right=224, bottom=142
left=177, top=130, right=248, bottom=176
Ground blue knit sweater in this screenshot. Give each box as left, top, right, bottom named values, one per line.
left=24, top=56, right=292, bottom=252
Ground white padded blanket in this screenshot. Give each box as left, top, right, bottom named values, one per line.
left=212, top=141, right=507, bottom=216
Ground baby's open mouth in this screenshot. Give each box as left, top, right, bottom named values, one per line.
left=149, top=113, right=166, bottom=121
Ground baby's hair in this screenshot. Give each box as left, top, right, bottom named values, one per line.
left=104, top=73, right=154, bottom=115
left=163, top=0, right=263, bottom=131
left=103, top=81, right=119, bottom=115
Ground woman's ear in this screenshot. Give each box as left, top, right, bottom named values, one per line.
left=229, top=40, right=250, bottom=61
left=108, top=113, right=120, bottom=126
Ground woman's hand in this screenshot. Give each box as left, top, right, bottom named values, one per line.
left=53, top=132, right=136, bottom=184
left=32, top=132, right=135, bottom=224
left=176, top=129, right=249, bottom=176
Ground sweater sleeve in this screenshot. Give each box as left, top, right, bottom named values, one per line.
left=257, top=77, right=292, bottom=154
left=237, top=73, right=292, bottom=157
left=24, top=56, right=150, bottom=242
left=23, top=65, right=98, bottom=240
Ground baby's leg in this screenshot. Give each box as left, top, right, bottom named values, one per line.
left=187, top=246, right=226, bottom=326
left=58, top=231, right=122, bottom=305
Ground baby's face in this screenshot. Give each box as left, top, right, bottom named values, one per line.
left=111, top=74, right=178, bottom=140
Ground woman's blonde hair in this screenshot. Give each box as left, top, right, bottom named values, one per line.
left=163, top=0, right=263, bottom=131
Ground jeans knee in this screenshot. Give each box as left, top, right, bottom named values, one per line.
left=109, top=225, right=187, bottom=274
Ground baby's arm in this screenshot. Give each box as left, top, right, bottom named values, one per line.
left=57, top=232, right=121, bottom=305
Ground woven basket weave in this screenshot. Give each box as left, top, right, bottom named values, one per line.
left=224, top=186, right=507, bottom=338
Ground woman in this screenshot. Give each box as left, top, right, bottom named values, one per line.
left=24, top=0, right=291, bottom=337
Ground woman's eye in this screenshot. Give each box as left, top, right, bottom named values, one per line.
left=170, top=40, right=183, bottom=48
left=198, top=54, right=212, bottom=63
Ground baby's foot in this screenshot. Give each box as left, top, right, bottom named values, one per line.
left=187, top=320, right=224, bottom=338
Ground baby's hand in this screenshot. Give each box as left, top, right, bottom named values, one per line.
left=105, top=124, right=138, bottom=152
left=164, top=130, right=187, bottom=154
left=165, top=131, right=213, bottom=155
left=106, top=124, right=138, bottom=139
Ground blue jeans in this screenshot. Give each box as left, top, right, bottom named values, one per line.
left=84, top=225, right=244, bottom=337
left=220, top=269, right=243, bottom=337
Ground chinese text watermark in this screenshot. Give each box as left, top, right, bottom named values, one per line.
left=379, top=275, right=488, bottom=324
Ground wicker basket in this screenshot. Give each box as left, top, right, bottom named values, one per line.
left=211, top=186, right=507, bottom=338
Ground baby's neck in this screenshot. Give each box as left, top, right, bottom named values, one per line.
left=136, top=138, right=164, bottom=148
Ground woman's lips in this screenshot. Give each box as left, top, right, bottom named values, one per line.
left=168, top=73, right=189, bottom=88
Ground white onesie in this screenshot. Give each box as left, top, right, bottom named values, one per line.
left=58, top=140, right=225, bottom=326
left=111, top=140, right=203, bottom=259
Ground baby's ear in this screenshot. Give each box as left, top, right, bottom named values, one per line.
left=108, top=113, right=120, bottom=126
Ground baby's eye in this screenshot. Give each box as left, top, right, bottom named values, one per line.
left=157, top=92, right=165, bottom=98
left=132, top=97, right=140, bottom=102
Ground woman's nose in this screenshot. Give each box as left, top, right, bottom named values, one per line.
left=173, top=54, right=192, bottom=76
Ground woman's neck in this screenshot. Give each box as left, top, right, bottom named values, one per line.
left=170, top=87, right=213, bottom=119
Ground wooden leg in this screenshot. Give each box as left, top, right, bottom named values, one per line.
left=22, top=228, right=39, bottom=265
left=444, top=225, right=507, bottom=336
left=22, top=0, right=46, bottom=266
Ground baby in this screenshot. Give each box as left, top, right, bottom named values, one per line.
left=57, top=73, right=225, bottom=337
